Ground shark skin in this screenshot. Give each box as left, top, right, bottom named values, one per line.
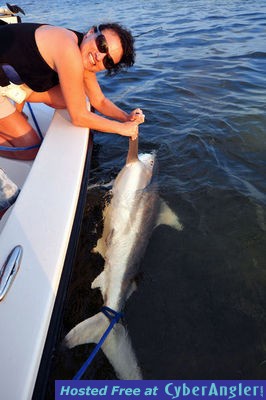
left=64, top=138, right=183, bottom=380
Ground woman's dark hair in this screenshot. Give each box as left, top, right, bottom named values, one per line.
left=98, top=23, right=135, bottom=75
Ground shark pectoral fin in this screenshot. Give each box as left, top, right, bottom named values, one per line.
left=92, top=237, right=106, bottom=258
left=156, top=200, right=183, bottom=231
left=91, top=271, right=105, bottom=291
left=63, top=312, right=109, bottom=348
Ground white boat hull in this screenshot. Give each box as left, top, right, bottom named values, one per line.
left=0, top=105, right=90, bottom=400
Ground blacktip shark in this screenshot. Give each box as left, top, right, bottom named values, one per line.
left=64, top=137, right=183, bottom=379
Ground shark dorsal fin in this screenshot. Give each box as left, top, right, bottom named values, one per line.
left=126, top=137, right=139, bottom=164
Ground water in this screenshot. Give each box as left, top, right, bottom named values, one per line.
left=22, top=0, right=266, bottom=384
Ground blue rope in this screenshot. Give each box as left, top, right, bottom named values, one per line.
left=0, top=143, right=41, bottom=151
left=0, top=103, right=43, bottom=152
left=27, top=102, right=43, bottom=140
left=72, top=306, right=123, bottom=380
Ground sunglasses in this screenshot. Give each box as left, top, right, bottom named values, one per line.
left=93, top=26, right=115, bottom=70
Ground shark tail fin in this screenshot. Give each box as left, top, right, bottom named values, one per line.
left=64, top=312, right=142, bottom=380
left=126, top=137, right=139, bottom=164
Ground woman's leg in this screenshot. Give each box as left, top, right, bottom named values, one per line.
left=0, top=86, right=66, bottom=160
left=27, top=85, right=66, bottom=109
left=0, top=97, right=41, bottom=160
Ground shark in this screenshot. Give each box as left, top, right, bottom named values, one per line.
left=64, top=137, right=183, bottom=379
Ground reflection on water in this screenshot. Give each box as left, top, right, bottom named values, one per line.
left=23, top=0, right=266, bottom=387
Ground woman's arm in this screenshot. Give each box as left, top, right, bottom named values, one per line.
left=43, top=28, right=143, bottom=137
left=83, top=70, right=130, bottom=121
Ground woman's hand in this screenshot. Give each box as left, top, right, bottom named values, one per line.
left=128, top=108, right=145, bottom=122
left=119, top=108, right=144, bottom=140
left=118, top=121, right=139, bottom=140
left=118, top=117, right=145, bottom=140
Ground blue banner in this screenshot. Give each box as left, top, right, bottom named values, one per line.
left=55, top=380, right=265, bottom=400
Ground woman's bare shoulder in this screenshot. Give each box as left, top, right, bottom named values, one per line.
left=35, top=25, right=79, bottom=69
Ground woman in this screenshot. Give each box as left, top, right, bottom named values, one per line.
left=0, top=22, right=145, bottom=160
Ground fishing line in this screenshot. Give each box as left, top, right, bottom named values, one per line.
left=134, top=26, right=162, bottom=38
left=27, top=102, right=43, bottom=140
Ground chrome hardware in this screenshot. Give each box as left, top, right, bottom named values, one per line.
left=0, top=245, right=22, bottom=301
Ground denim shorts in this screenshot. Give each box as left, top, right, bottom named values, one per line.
left=0, top=168, right=19, bottom=211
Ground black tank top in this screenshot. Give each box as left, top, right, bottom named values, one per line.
left=0, top=23, right=84, bottom=92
